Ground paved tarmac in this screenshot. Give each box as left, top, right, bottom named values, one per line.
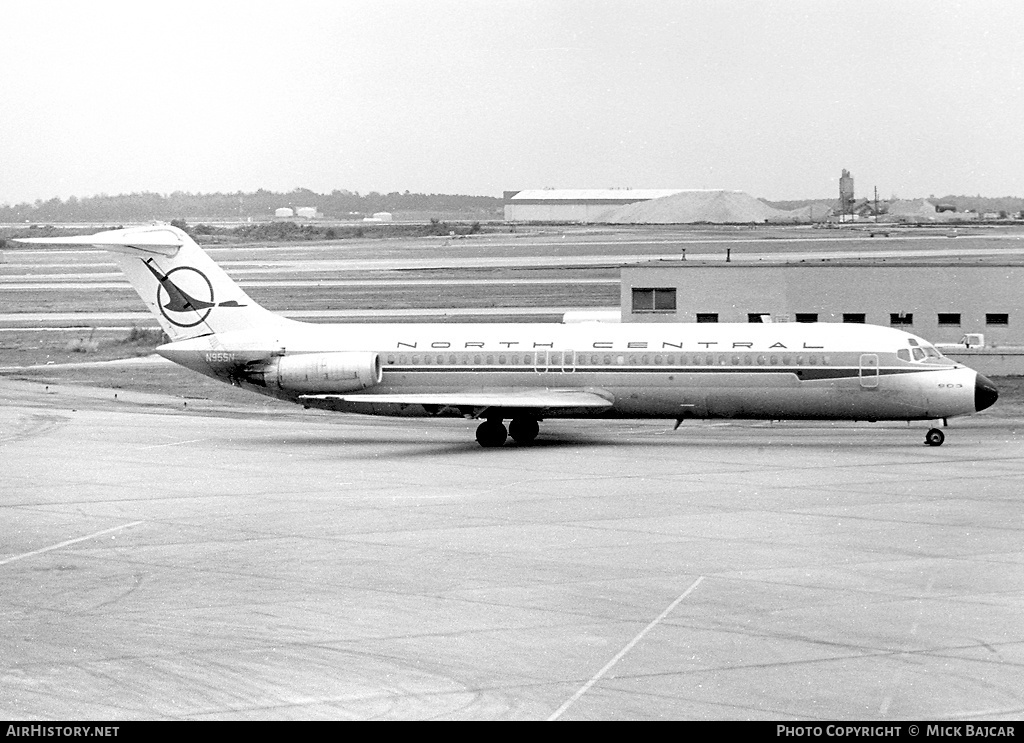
left=0, top=307, right=618, bottom=328
left=2, top=376, right=1023, bottom=720
left=8, top=241, right=1024, bottom=278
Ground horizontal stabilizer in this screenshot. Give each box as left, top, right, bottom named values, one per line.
left=15, top=225, right=184, bottom=256
left=300, top=389, right=615, bottom=412
left=15, top=224, right=280, bottom=341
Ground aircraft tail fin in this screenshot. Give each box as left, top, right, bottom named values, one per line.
left=17, top=224, right=284, bottom=341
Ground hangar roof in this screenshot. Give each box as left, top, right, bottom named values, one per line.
left=508, top=189, right=694, bottom=202
left=624, top=258, right=1024, bottom=269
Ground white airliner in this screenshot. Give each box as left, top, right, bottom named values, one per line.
left=19, top=224, right=998, bottom=447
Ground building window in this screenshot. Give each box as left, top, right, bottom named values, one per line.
left=632, top=287, right=676, bottom=313
left=795, top=313, right=818, bottom=323
left=696, top=313, right=719, bottom=323
left=890, top=313, right=913, bottom=327
left=843, top=313, right=866, bottom=324
left=938, top=313, right=961, bottom=327
left=986, top=313, right=1009, bottom=326
left=747, top=313, right=770, bottom=323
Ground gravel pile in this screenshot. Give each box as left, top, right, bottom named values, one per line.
left=603, top=189, right=793, bottom=224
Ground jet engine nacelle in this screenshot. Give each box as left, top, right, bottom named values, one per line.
left=263, top=352, right=383, bottom=393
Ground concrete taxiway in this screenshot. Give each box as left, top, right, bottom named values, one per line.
left=2, top=375, right=1023, bottom=720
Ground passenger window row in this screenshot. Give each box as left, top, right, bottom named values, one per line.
left=385, top=352, right=836, bottom=367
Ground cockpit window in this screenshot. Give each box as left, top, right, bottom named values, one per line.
left=903, top=340, right=947, bottom=363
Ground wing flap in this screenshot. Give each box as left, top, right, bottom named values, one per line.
left=299, top=389, right=614, bottom=412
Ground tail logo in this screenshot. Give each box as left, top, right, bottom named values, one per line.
left=144, top=259, right=245, bottom=328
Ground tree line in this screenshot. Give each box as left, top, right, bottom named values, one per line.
left=0, top=188, right=503, bottom=223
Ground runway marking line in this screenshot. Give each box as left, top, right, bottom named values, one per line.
left=139, top=438, right=205, bottom=450
left=0, top=521, right=144, bottom=567
left=548, top=575, right=705, bottom=721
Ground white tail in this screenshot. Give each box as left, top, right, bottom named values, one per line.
left=19, top=224, right=282, bottom=341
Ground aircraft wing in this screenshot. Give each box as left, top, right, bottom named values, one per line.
left=299, top=388, right=614, bottom=415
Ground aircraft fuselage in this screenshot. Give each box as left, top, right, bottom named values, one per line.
left=158, top=319, right=991, bottom=423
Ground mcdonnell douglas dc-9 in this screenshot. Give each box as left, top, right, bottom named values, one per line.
left=20, top=225, right=998, bottom=447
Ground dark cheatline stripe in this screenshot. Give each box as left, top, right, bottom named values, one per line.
left=381, top=366, right=933, bottom=381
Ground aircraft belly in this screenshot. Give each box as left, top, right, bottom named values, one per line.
left=633, top=373, right=933, bottom=421
left=285, top=368, right=952, bottom=422
left=767, top=377, right=929, bottom=420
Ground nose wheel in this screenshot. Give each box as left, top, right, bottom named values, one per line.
left=925, top=428, right=945, bottom=447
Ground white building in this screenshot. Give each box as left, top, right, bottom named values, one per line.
left=620, top=260, right=1024, bottom=374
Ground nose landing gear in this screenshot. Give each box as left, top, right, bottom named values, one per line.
left=925, top=428, right=945, bottom=447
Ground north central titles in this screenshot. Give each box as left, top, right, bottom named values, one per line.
left=395, top=339, right=825, bottom=351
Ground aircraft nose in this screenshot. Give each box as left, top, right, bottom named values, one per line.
left=975, top=373, right=999, bottom=412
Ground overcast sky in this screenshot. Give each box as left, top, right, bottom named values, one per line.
left=2, top=0, right=1021, bottom=204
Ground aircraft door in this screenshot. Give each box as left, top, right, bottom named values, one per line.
left=859, top=353, right=879, bottom=389
left=534, top=350, right=574, bottom=373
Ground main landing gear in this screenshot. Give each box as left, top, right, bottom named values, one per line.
left=924, top=427, right=945, bottom=447
left=475, top=417, right=540, bottom=447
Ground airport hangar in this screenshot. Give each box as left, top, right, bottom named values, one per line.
left=616, top=260, right=1024, bottom=375
left=503, top=189, right=686, bottom=222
